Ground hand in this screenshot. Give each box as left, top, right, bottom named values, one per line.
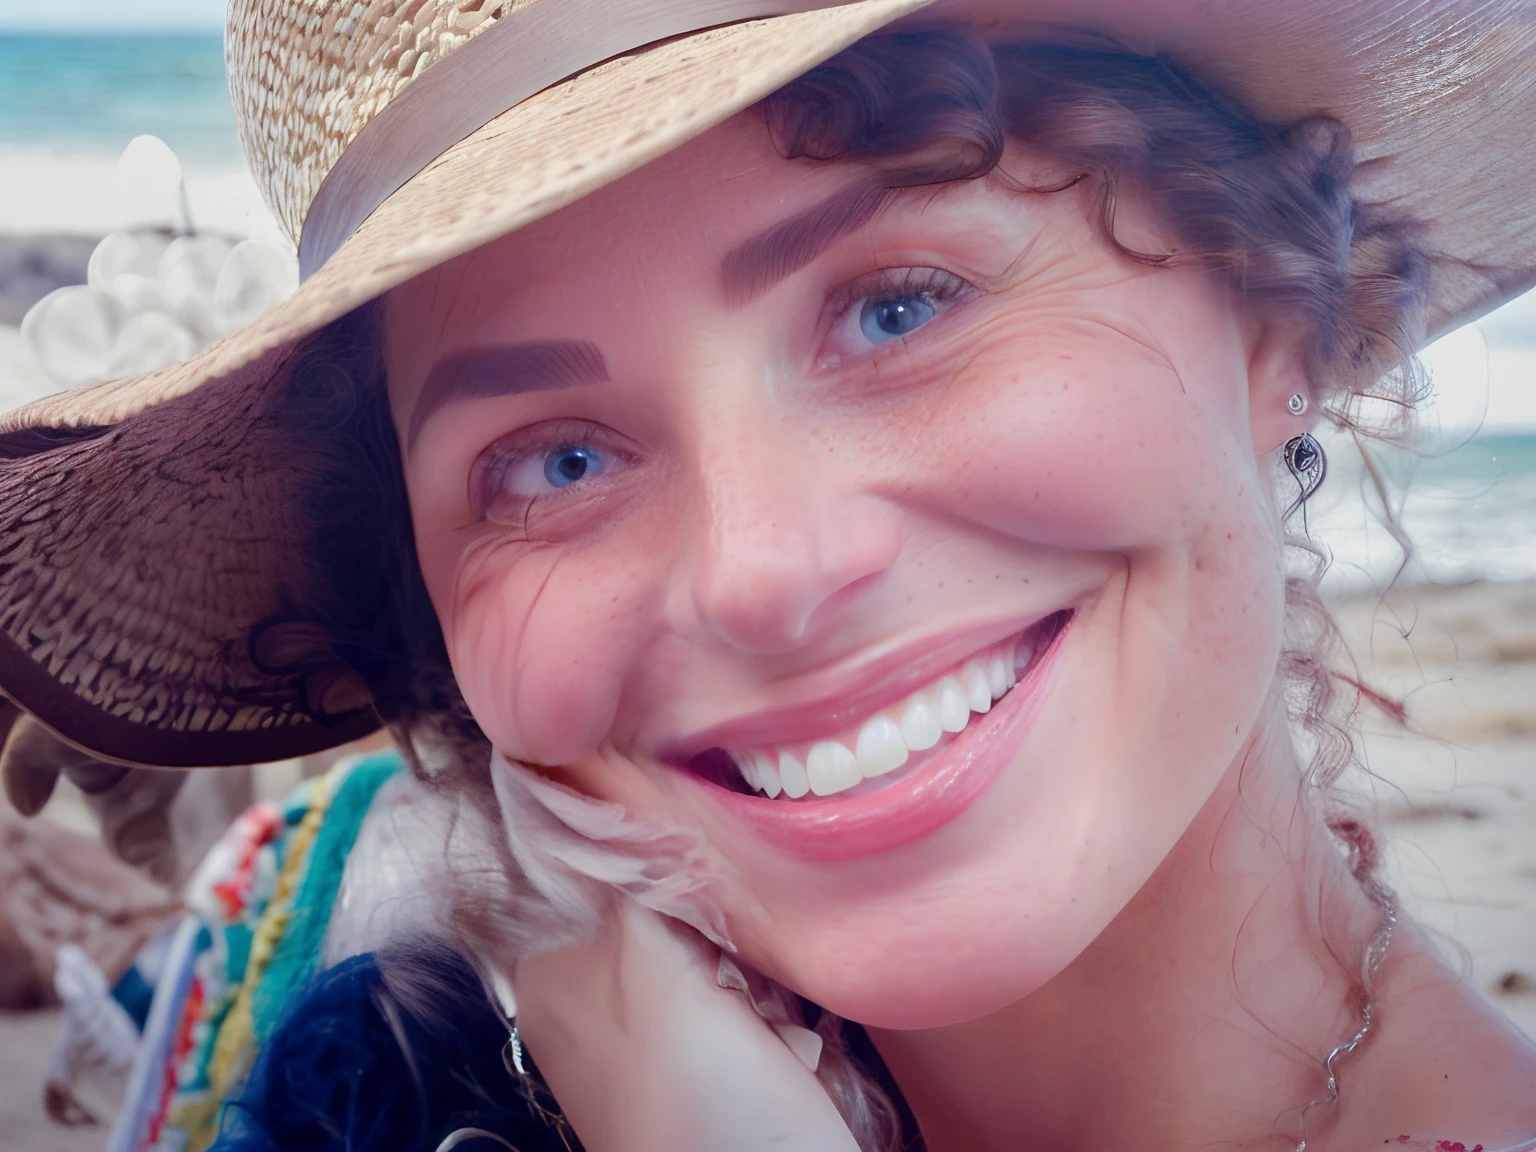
left=513, top=900, right=862, bottom=1152
left=0, top=703, right=186, bottom=884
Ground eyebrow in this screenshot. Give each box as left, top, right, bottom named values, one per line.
left=721, top=180, right=896, bottom=307
left=406, top=339, right=609, bottom=452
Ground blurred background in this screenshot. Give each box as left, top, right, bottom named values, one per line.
left=0, top=2, right=1532, bottom=1148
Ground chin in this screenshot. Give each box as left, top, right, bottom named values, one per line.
left=764, top=869, right=1120, bottom=1030
left=720, top=583, right=1279, bottom=1033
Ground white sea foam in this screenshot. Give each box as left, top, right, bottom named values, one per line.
left=1310, top=433, right=1536, bottom=593
left=0, top=145, right=284, bottom=245
left=0, top=140, right=297, bottom=409
left=0, top=140, right=1531, bottom=590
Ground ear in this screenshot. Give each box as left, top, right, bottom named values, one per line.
left=1246, top=319, right=1314, bottom=454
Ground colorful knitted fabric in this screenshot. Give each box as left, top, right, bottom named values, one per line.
left=208, top=948, right=565, bottom=1152
left=129, top=752, right=403, bottom=1152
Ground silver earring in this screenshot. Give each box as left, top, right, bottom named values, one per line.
left=503, top=1021, right=530, bottom=1078
left=1287, top=393, right=1309, bottom=416
left=501, top=1021, right=573, bottom=1136
left=1283, top=432, right=1326, bottom=516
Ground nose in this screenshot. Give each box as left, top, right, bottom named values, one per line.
left=686, top=422, right=902, bottom=654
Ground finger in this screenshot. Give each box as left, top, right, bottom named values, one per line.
left=84, top=764, right=185, bottom=886
left=0, top=705, right=62, bottom=817
left=44, top=1081, right=97, bottom=1128
left=1, top=715, right=185, bottom=882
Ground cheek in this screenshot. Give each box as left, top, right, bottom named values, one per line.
left=911, top=299, right=1287, bottom=792
left=439, top=532, right=661, bottom=764
left=903, top=307, right=1255, bottom=548
left=887, top=295, right=1287, bottom=669
left=719, top=308, right=1288, bottom=1024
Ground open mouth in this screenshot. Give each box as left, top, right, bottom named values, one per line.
left=680, top=610, right=1071, bottom=803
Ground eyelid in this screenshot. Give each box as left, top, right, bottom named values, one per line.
left=825, top=265, right=975, bottom=319
left=815, top=265, right=980, bottom=371
left=469, top=418, right=635, bottom=518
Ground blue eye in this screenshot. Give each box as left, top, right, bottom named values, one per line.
left=543, top=445, right=605, bottom=488
left=859, top=294, right=937, bottom=344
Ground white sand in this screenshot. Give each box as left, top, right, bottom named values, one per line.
left=0, top=144, right=1530, bottom=1141
left=0, top=1011, right=106, bottom=1152
left=0, top=585, right=1531, bottom=1145
left=1332, top=580, right=1536, bottom=1040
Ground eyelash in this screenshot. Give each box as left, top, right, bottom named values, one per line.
left=469, top=418, right=631, bottom=521
left=828, top=265, right=973, bottom=317
left=462, top=266, right=976, bottom=520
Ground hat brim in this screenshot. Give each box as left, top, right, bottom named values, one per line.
left=0, top=0, right=1533, bottom=767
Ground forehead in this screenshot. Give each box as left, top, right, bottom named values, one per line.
left=385, top=109, right=1080, bottom=332
left=397, top=113, right=841, bottom=302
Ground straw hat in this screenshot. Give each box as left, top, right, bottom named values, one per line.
left=0, top=0, right=1531, bottom=768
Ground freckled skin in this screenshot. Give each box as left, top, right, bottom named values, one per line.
left=387, top=117, right=1536, bottom=1150
left=385, top=114, right=1312, bottom=1029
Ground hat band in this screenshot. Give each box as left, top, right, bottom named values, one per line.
left=298, top=0, right=859, bottom=278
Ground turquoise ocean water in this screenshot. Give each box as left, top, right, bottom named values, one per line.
left=0, top=33, right=239, bottom=168
left=1308, top=429, right=1536, bottom=590
left=0, top=34, right=1532, bottom=587
left=1364, top=433, right=1536, bottom=588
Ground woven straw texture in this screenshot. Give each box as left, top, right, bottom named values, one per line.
left=9, top=2, right=921, bottom=434
left=0, top=351, right=381, bottom=764
left=228, top=0, right=531, bottom=244
left=0, top=0, right=1531, bottom=766
left=0, top=1, right=925, bottom=763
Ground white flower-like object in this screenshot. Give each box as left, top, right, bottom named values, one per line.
left=20, top=137, right=299, bottom=397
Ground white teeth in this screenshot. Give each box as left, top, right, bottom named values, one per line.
left=778, top=750, right=810, bottom=799
left=936, top=677, right=970, bottom=733
left=753, top=752, right=782, bottom=799
left=730, top=633, right=1043, bottom=799
left=899, top=695, right=943, bottom=752
left=986, top=656, right=1011, bottom=699
left=806, top=741, right=862, bottom=796
left=854, top=715, right=908, bottom=777
left=963, top=662, right=992, bottom=713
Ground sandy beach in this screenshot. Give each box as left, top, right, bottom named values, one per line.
left=1, top=577, right=1532, bottom=1147
left=0, top=18, right=1527, bottom=1145
left=1333, top=580, right=1536, bottom=1039
left=0, top=164, right=1530, bottom=1144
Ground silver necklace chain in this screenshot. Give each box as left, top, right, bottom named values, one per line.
left=1293, top=890, right=1399, bottom=1152
left=450, top=879, right=1401, bottom=1152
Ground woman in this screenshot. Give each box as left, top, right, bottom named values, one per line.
left=1, top=2, right=1534, bottom=1150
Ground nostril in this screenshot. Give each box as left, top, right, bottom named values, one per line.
left=692, top=532, right=901, bottom=652
left=732, top=609, right=811, bottom=652
left=690, top=483, right=902, bottom=652
left=691, top=562, right=823, bottom=652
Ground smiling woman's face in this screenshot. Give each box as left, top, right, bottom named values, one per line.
left=385, top=111, right=1309, bottom=1029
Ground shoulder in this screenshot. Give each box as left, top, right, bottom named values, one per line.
left=159, top=754, right=564, bottom=1152
left=212, top=945, right=569, bottom=1152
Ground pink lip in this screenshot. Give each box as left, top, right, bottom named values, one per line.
left=684, top=615, right=1071, bottom=863
left=660, top=614, right=1055, bottom=762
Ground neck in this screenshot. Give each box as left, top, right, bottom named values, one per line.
left=869, top=701, right=1393, bottom=1152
